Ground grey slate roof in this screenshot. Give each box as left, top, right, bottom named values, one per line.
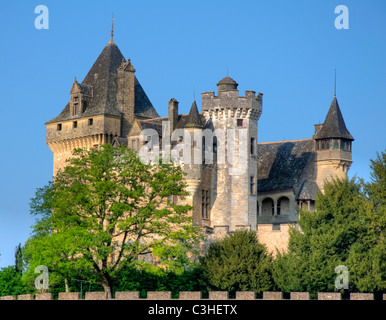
left=217, top=76, right=239, bottom=90
left=137, top=118, right=165, bottom=136
left=46, top=42, right=158, bottom=124
left=313, top=96, right=354, bottom=141
left=297, top=180, right=320, bottom=200
left=257, top=139, right=316, bottom=194
left=183, top=100, right=204, bottom=129
left=217, top=76, right=238, bottom=86
left=134, top=77, right=160, bottom=118
left=135, top=111, right=206, bottom=136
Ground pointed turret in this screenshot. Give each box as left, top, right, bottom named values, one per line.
left=313, top=96, right=354, bottom=141
left=46, top=34, right=158, bottom=125
left=313, top=95, right=354, bottom=193
left=184, top=100, right=203, bottom=129
left=45, top=31, right=159, bottom=175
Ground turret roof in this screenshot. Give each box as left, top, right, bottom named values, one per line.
left=183, top=100, right=204, bottom=128
left=46, top=40, right=158, bottom=124
left=313, top=96, right=354, bottom=141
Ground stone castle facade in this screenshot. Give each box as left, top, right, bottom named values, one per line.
left=45, top=33, right=354, bottom=254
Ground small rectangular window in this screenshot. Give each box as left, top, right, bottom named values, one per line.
left=250, top=176, right=255, bottom=195
left=250, top=137, right=256, bottom=155
left=57, top=123, right=62, bottom=131
left=272, top=224, right=281, bottom=231
left=237, top=119, right=243, bottom=127
left=73, top=121, right=77, bottom=129
left=74, top=103, right=79, bottom=116
left=206, top=190, right=209, bottom=217
left=88, top=118, right=93, bottom=126
left=202, top=189, right=210, bottom=219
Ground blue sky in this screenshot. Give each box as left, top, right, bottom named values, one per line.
left=0, top=0, right=385, bottom=268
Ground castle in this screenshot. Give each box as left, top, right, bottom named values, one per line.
left=45, top=31, right=354, bottom=253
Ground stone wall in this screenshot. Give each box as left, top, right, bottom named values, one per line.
left=46, top=114, right=121, bottom=175
left=315, top=150, right=352, bottom=193
left=0, top=291, right=379, bottom=300
left=256, top=224, right=291, bottom=255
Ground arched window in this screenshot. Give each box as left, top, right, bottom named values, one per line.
left=277, top=197, right=290, bottom=215
left=262, top=198, right=274, bottom=216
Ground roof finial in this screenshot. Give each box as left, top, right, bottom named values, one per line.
left=108, top=14, right=115, bottom=45
left=334, top=69, right=336, bottom=97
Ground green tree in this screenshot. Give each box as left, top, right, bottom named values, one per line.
left=114, top=263, right=204, bottom=298
left=14, top=243, right=24, bottom=275
left=24, top=144, right=201, bottom=297
left=272, top=177, right=370, bottom=295
left=365, top=151, right=386, bottom=207
left=0, top=266, right=27, bottom=297
left=273, top=150, right=386, bottom=295
left=199, top=230, right=273, bottom=294
left=346, top=150, right=386, bottom=292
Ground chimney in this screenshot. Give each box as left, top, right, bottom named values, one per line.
left=168, top=98, right=179, bottom=132
left=117, top=58, right=136, bottom=137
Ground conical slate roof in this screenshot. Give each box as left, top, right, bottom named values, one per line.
left=46, top=41, right=158, bottom=124
left=184, top=100, right=203, bottom=128
left=313, top=96, right=354, bottom=141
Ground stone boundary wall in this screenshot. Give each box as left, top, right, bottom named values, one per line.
left=0, top=291, right=382, bottom=301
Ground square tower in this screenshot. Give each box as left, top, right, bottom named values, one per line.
left=201, top=77, right=262, bottom=232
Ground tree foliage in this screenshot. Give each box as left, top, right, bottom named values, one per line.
left=114, top=264, right=204, bottom=298
left=199, top=231, right=273, bottom=293
left=14, top=243, right=24, bottom=274
left=0, top=266, right=28, bottom=296
left=24, top=144, right=202, bottom=297
left=347, top=151, right=386, bottom=292
left=273, top=150, right=386, bottom=294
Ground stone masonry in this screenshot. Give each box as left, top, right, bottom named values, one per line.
left=45, top=32, right=354, bottom=255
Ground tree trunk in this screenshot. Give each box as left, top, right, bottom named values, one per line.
left=101, top=276, right=113, bottom=299
left=65, top=278, right=69, bottom=292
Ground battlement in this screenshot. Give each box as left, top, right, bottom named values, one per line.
left=1, top=291, right=377, bottom=300
left=201, top=90, right=262, bottom=116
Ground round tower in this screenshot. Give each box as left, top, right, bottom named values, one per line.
left=182, top=100, right=204, bottom=226
left=313, top=96, right=354, bottom=193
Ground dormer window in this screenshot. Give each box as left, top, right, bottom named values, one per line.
left=72, top=96, right=81, bottom=116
